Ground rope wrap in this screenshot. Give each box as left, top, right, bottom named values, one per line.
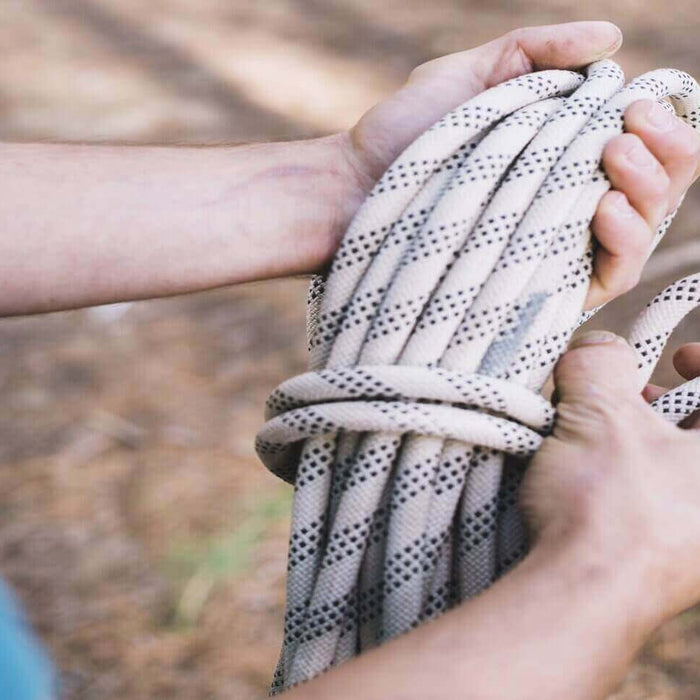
left=256, top=60, right=700, bottom=693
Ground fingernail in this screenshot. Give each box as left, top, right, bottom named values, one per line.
left=645, top=101, right=678, bottom=132
left=593, top=23, right=623, bottom=58
left=610, top=191, right=637, bottom=218
left=624, top=140, right=656, bottom=168
left=608, top=27, right=624, bottom=52
left=569, top=331, right=627, bottom=349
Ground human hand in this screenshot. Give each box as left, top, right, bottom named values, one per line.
left=340, top=22, right=700, bottom=309
left=284, top=338, right=700, bottom=700
left=521, top=333, right=700, bottom=626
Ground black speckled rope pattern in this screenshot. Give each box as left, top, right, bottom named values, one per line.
left=256, top=60, right=700, bottom=693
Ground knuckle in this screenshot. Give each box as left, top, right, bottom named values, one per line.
left=675, top=127, right=700, bottom=162
left=502, top=28, right=533, bottom=72
left=506, top=26, right=529, bottom=44
left=627, top=225, right=652, bottom=256
left=557, top=346, right=627, bottom=381
left=592, top=196, right=615, bottom=227
left=604, top=133, right=634, bottom=160
left=505, top=27, right=521, bottom=42
left=623, top=99, right=652, bottom=124
left=555, top=393, right=642, bottom=444
left=550, top=35, right=573, bottom=57
left=408, top=61, right=432, bottom=82
left=593, top=209, right=617, bottom=237
left=557, top=347, right=596, bottom=376
left=564, top=392, right=621, bottom=423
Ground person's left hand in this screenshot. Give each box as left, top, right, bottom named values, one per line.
left=521, top=336, right=700, bottom=623
left=340, top=21, right=700, bottom=309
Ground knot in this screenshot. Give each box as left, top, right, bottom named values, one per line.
left=256, top=365, right=554, bottom=483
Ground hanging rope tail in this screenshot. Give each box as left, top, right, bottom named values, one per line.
left=256, top=60, right=700, bottom=693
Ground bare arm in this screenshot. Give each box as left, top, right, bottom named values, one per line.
left=1, top=21, right=697, bottom=316
left=288, top=542, right=652, bottom=700
left=0, top=136, right=362, bottom=315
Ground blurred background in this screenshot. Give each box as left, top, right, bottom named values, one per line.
left=1, top=1, right=699, bottom=698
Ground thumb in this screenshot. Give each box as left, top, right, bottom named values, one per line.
left=353, top=22, right=622, bottom=182
left=553, top=331, right=643, bottom=433
left=410, top=21, right=622, bottom=93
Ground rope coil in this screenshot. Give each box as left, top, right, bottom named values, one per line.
left=256, top=59, right=700, bottom=693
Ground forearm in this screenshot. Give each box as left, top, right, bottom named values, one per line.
left=0, top=135, right=364, bottom=315
left=289, top=541, right=657, bottom=700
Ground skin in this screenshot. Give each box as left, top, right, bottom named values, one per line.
left=286, top=337, right=700, bottom=700
left=1, top=19, right=700, bottom=699
left=1, top=22, right=699, bottom=315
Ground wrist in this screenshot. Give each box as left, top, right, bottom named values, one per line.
left=528, top=534, right=662, bottom=640
left=320, top=130, right=379, bottom=262
left=268, top=132, right=372, bottom=278
left=213, top=134, right=371, bottom=282
left=320, top=131, right=375, bottom=265
left=335, top=130, right=378, bottom=200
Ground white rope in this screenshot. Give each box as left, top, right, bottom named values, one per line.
left=256, top=59, right=700, bottom=693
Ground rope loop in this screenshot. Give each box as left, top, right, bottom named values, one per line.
left=256, top=365, right=554, bottom=483
left=258, top=366, right=554, bottom=483
left=257, top=60, right=700, bottom=693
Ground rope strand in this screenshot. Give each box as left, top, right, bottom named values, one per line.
left=256, top=59, right=700, bottom=693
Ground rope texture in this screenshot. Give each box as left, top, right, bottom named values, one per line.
left=256, top=60, right=700, bottom=693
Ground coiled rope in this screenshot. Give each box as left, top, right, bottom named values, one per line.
left=256, top=59, right=700, bottom=693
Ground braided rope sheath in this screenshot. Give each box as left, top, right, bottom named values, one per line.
left=256, top=60, right=700, bottom=693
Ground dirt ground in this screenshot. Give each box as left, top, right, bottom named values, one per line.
left=1, top=1, right=700, bottom=698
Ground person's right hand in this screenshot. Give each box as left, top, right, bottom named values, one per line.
left=521, top=334, right=700, bottom=625
left=342, top=22, right=700, bottom=310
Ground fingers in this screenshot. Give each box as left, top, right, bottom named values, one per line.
left=505, top=21, right=622, bottom=68
left=552, top=331, right=664, bottom=442
left=586, top=135, right=668, bottom=309
left=673, top=342, right=700, bottom=380
left=474, top=22, right=622, bottom=88
left=554, top=331, right=640, bottom=407
left=359, top=22, right=623, bottom=183
left=409, top=22, right=622, bottom=94
left=624, top=100, right=700, bottom=212
left=604, top=133, right=670, bottom=227
left=643, top=383, right=667, bottom=403
left=586, top=101, right=700, bottom=308
left=588, top=191, right=651, bottom=307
